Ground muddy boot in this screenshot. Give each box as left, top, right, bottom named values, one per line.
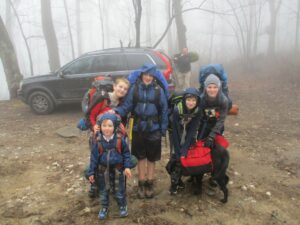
left=145, top=180, right=154, bottom=198
left=137, top=180, right=146, bottom=199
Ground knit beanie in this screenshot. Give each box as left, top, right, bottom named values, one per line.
left=204, top=74, right=221, bottom=88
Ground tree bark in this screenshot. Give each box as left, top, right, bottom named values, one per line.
left=173, top=0, right=187, bottom=51
left=98, top=0, right=105, bottom=49
left=5, top=0, right=12, bottom=37
left=132, top=0, right=142, bottom=48
left=0, top=16, right=23, bottom=98
left=9, top=0, right=34, bottom=75
left=208, top=0, right=215, bottom=62
left=267, top=0, right=281, bottom=56
left=145, top=0, right=151, bottom=46
left=63, top=0, right=75, bottom=59
left=76, top=0, right=82, bottom=56
left=41, top=0, right=61, bottom=72
left=295, top=0, right=300, bottom=53
left=166, top=0, right=174, bottom=54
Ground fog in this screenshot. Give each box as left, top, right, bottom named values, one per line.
left=1, top=0, right=299, bottom=100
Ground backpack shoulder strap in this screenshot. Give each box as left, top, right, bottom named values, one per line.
left=154, top=83, right=161, bottom=110
left=97, top=137, right=104, bottom=155
left=116, top=134, right=122, bottom=154
left=132, top=82, right=140, bottom=107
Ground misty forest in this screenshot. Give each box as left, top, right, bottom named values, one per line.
left=0, top=0, right=300, bottom=225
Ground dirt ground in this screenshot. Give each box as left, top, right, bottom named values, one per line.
left=0, top=70, right=300, bottom=225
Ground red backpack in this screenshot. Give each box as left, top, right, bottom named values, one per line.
left=180, top=135, right=229, bottom=176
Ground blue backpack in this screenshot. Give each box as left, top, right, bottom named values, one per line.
left=199, top=64, right=229, bottom=96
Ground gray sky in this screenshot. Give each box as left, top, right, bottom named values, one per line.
left=0, top=0, right=299, bottom=100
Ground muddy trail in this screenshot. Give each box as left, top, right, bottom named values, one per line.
left=0, top=71, right=299, bottom=225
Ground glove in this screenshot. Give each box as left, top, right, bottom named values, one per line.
left=204, top=136, right=215, bottom=149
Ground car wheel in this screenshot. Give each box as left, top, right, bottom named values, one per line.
left=28, top=91, right=55, bottom=115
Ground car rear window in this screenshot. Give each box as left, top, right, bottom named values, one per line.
left=125, top=53, right=155, bottom=70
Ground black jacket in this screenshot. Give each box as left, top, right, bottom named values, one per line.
left=198, top=91, right=229, bottom=139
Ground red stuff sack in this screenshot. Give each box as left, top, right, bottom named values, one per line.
left=180, top=135, right=229, bottom=176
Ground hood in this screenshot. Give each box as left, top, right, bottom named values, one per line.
left=183, top=87, right=200, bottom=99
left=22, top=73, right=58, bottom=84
left=96, top=112, right=120, bottom=132
left=182, top=87, right=201, bottom=113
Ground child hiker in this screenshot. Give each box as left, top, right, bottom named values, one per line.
left=87, top=78, right=130, bottom=198
left=115, top=64, right=168, bottom=198
left=168, top=88, right=201, bottom=194
left=87, top=113, right=132, bottom=220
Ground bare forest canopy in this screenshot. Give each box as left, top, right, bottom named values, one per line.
left=1, top=0, right=300, bottom=99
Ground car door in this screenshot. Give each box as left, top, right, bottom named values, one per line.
left=57, top=53, right=128, bottom=101
left=56, top=55, right=96, bottom=101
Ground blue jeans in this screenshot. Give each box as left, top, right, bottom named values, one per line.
left=98, top=167, right=127, bottom=208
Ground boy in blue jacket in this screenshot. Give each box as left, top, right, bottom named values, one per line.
left=115, top=64, right=168, bottom=199
left=169, top=88, right=201, bottom=194
left=87, top=113, right=132, bottom=220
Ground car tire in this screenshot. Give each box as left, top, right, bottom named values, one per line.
left=28, top=91, right=55, bottom=115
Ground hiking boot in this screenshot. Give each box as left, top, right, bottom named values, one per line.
left=209, top=177, right=218, bottom=188
left=137, top=180, right=145, bottom=199
left=88, top=183, right=98, bottom=198
left=178, top=179, right=185, bottom=189
left=145, top=180, right=154, bottom=198
left=119, top=205, right=128, bottom=218
left=98, top=207, right=108, bottom=220
left=169, top=183, right=178, bottom=195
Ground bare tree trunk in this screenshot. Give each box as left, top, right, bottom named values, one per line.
left=208, top=0, right=215, bottom=62
left=253, top=0, right=264, bottom=56
left=226, top=0, right=247, bottom=64
left=145, top=0, right=151, bottom=46
left=63, top=0, right=75, bottom=59
left=76, top=0, right=82, bottom=56
left=132, top=0, right=142, bottom=48
left=0, top=16, right=23, bottom=98
left=5, top=0, right=12, bottom=37
left=98, top=0, right=105, bottom=49
left=166, top=0, right=174, bottom=54
left=41, top=0, right=61, bottom=72
left=173, top=0, right=187, bottom=50
left=267, top=0, right=281, bottom=56
left=295, top=0, right=300, bottom=53
left=9, top=0, right=34, bottom=75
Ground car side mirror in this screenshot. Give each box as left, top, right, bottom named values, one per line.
left=58, top=71, right=64, bottom=77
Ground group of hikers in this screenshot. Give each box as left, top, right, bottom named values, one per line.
left=78, top=48, right=234, bottom=220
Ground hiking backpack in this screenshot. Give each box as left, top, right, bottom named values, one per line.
left=128, top=67, right=169, bottom=122
left=77, top=76, right=113, bottom=131
left=95, top=112, right=137, bottom=169
left=167, top=91, right=200, bottom=131
left=199, top=64, right=229, bottom=96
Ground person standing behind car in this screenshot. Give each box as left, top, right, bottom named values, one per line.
left=114, top=64, right=168, bottom=199
left=173, top=47, right=192, bottom=90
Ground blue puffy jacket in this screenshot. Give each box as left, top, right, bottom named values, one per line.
left=87, top=134, right=131, bottom=177
left=115, top=80, right=168, bottom=135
